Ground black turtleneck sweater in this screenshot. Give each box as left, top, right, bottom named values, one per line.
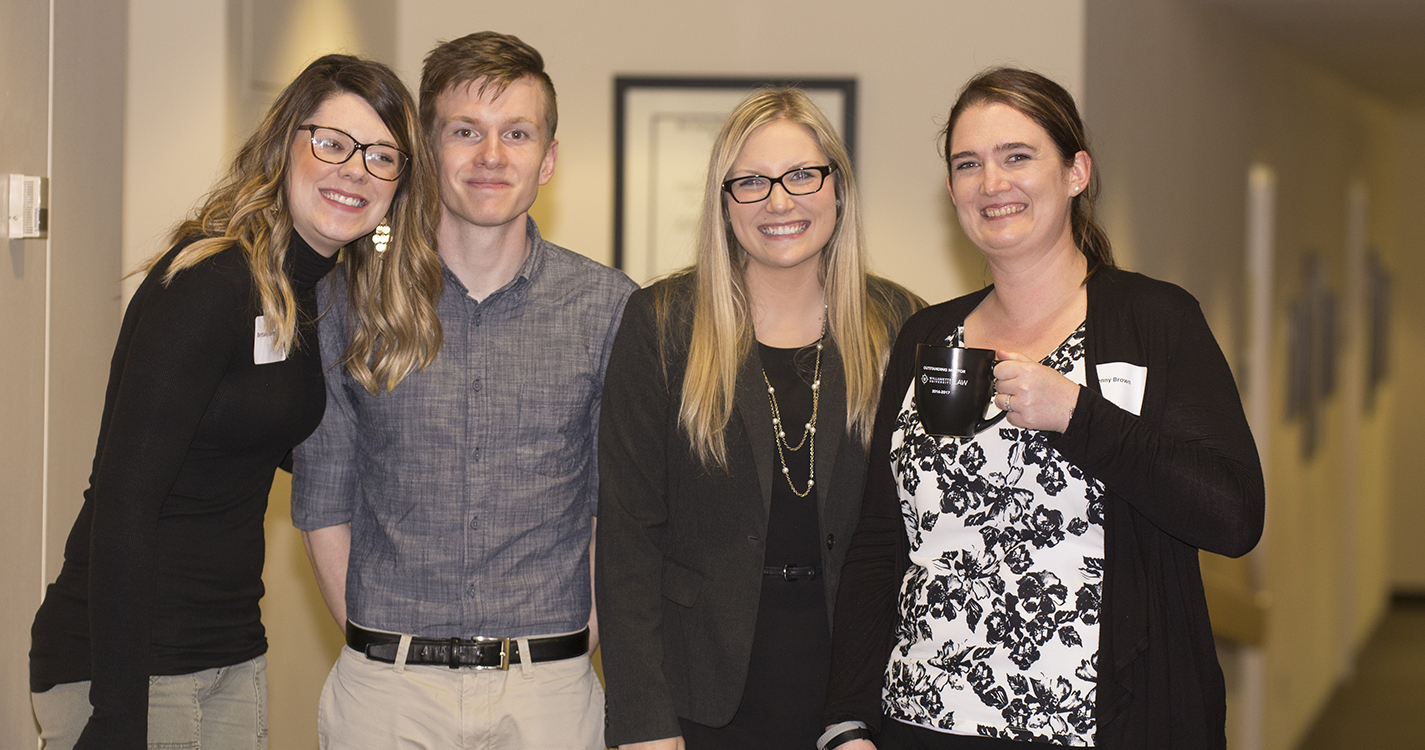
left=30, top=232, right=337, bottom=750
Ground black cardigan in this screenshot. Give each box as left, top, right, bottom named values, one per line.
left=597, top=274, right=919, bottom=746
left=824, top=267, right=1264, bottom=749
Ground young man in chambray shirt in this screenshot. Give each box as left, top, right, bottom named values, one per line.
left=292, top=32, right=635, bottom=749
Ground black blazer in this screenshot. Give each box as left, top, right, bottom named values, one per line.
left=597, top=275, right=915, bottom=746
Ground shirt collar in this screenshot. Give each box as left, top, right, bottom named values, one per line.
left=512, top=216, right=546, bottom=286
left=440, top=216, right=547, bottom=303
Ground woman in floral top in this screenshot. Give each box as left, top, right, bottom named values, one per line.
left=821, top=68, right=1264, bottom=750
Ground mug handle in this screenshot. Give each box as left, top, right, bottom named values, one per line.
left=977, top=357, right=1008, bottom=433
left=976, top=409, right=1009, bottom=433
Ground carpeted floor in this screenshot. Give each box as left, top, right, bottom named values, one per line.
left=1296, top=596, right=1425, bottom=749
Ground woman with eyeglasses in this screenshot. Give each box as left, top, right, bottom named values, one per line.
left=28, top=54, right=442, bottom=750
left=597, top=88, right=923, bottom=750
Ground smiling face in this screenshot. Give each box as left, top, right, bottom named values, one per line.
left=946, top=102, right=1089, bottom=263
left=724, top=119, right=837, bottom=278
left=433, top=76, right=557, bottom=233
left=285, top=93, right=401, bottom=257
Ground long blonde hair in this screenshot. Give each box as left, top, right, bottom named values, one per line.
left=152, top=54, right=442, bottom=393
left=659, top=87, right=919, bottom=469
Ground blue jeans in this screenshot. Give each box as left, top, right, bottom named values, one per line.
left=31, top=655, right=268, bottom=750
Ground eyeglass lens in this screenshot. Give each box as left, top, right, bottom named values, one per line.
left=726, top=167, right=831, bottom=203
left=308, top=127, right=407, bottom=181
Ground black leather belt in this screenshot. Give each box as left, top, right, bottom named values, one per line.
left=347, top=624, right=589, bottom=670
left=763, top=564, right=822, bottom=581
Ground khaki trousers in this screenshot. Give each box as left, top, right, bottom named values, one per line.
left=319, top=639, right=604, bottom=750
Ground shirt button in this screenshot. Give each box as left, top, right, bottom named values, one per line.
left=826, top=533, right=835, bottom=550
left=472, top=377, right=482, bottom=392
left=469, top=516, right=480, bottom=530
left=475, top=313, right=483, bottom=326
left=466, top=583, right=477, bottom=598
left=472, top=447, right=481, bottom=462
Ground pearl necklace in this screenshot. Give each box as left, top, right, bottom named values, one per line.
left=761, top=329, right=823, bottom=498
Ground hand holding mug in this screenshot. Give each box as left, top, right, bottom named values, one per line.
left=992, top=351, right=1081, bottom=433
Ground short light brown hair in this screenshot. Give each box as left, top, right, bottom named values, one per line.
left=419, top=31, right=558, bottom=146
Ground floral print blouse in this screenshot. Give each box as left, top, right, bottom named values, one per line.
left=885, top=324, right=1103, bottom=746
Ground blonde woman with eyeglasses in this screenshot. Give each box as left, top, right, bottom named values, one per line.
left=597, top=87, right=922, bottom=750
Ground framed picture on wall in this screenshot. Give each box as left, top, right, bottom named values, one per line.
left=1366, top=249, right=1391, bottom=411
left=613, top=76, right=857, bottom=285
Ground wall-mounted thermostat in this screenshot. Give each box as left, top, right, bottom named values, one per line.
left=7, top=174, right=48, bottom=239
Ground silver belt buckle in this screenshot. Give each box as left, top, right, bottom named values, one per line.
left=470, top=636, right=510, bottom=670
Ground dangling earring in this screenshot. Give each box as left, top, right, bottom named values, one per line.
left=372, top=218, right=391, bottom=254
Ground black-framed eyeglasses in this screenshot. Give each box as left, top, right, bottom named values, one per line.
left=721, top=164, right=837, bottom=204
left=298, top=125, right=409, bottom=182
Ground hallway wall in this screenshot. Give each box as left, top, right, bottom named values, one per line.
left=0, top=1, right=127, bottom=748
left=1085, top=1, right=1406, bottom=748
left=1389, top=106, right=1425, bottom=596
left=0, top=3, right=53, bottom=745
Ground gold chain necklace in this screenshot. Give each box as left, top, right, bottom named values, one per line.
left=761, top=326, right=823, bottom=498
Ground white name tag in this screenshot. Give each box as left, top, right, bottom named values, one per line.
left=253, top=315, right=286, bottom=365
left=1097, top=362, right=1146, bottom=416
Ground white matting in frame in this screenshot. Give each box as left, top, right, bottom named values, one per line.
left=614, top=77, right=856, bottom=285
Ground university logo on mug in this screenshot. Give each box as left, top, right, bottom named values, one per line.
left=914, top=344, right=1007, bottom=438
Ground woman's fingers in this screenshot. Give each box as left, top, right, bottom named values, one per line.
left=991, top=358, right=1077, bottom=433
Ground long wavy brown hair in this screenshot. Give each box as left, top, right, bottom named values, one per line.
left=151, top=54, right=442, bottom=393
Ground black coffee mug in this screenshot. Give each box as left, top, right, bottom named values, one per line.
left=915, top=344, right=1008, bottom=438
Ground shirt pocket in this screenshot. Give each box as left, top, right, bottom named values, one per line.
left=515, top=382, right=592, bottom=477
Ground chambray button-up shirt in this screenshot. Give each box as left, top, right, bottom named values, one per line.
left=293, top=219, right=636, bottom=638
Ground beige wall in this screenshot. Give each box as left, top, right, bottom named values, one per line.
left=1085, top=0, right=1408, bottom=748
left=1, top=0, right=128, bottom=747
left=0, top=1, right=55, bottom=745
left=1389, top=106, right=1425, bottom=594
left=120, top=0, right=227, bottom=301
